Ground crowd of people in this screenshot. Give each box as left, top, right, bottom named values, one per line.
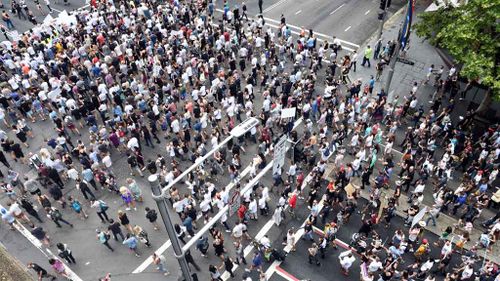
left=0, top=0, right=498, bottom=280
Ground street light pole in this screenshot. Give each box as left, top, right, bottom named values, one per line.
left=376, top=0, right=389, bottom=43
left=149, top=175, right=193, bottom=281
left=385, top=42, right=401, bottom=102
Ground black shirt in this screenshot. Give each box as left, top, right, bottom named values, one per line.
left=30, top=263, right=47, bottom=276
left=108, top=222, right=122, bottom=234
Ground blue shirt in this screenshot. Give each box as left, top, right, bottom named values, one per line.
left=123, top=236, right=138, bottom=249
left=183, top=217, right=193, bottom=231
left=82, top=169, right=94, bottom=182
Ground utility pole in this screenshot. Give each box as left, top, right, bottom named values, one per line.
left=149, top=175, right=193, bottom=281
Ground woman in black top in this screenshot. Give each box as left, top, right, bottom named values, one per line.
left=12, top=125, right=28, bottom=147
left=118, top=210, right=133, bottom=233
left=10, top=141, right=25, bottom=162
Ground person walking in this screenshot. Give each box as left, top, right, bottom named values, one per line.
left=91, top=199, right=111, bottom=223
left=258, top=0, right=263, bottom=14
left=19, top=196, right=43, bottom=222
left=118, top=210, right=134, bottom=233
left=56, top=243, right=76, bottom=264
left=27, top=262, right=57, bottom=280
left=233, top=241, right=246, bottom=265
left=76, top=179, right=96, bottom=201
left=1, top=11, right=14, bottom=30
left=123, top=233, right=141, bottom=257
left=46, top=207, right=73, bottom=228
left=133, top=225, right=152, bottom=248
left=96, top=228, right=114, bottom=251
left=68, top=196, right=88, bottom=220
left=0, top=150, right=11, bottom=168
left=7, top=201, right=34, bottom=227
left=31, top=226, right=51, bottom=246
left=339, top=250, right=356, bottom=275
left=361, top=45, right=372, bottom=67
left=107, top=219, right=125, bottom=241
left=44, top=0, right=53, bottom=13
left=196, top=236, right=209, bottom=257
left=1, top=207, right=16, bottom=229
left=48, top=258, right=70, bottom=280
left=308, top=243, right=320, bottom=266
left=209, top=264, right=223, bottom=281
left=152, top=253, right=170, bottom=276
left=145, top=207, right=160, bottom=230
left=223, top=256, right=236, bottom=278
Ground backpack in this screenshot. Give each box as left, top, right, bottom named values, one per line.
left=99, top=200, right=109, bottom=211
left=51, top=209, right=62, bottom=220
left=71, top=201, right=82, bottom=212
left=146, top=210, right=157, bottom=221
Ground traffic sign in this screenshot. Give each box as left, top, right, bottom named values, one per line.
left=273, top=135, right=287, bottom=175
left=228, top=189, right=241, bottom=217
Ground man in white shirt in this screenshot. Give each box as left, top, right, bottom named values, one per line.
left=339, top=250, right=356, bottom=275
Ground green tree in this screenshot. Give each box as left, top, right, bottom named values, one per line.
left=414, top=0, right=499, bottom=115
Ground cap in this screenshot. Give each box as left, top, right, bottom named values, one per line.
left=422, top=239, right=428, bottom=244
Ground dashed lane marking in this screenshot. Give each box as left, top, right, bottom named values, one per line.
left=330, top=4, right=345, bottom=15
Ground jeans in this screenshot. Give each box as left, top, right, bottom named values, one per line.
left=157, top=262, right=168, bottom=273
left=4, top=20, right=14, bottom=30
left=53, top=217, right=72, bottom=227
left=426, top=214, right=437, bottom=226
left=303, top=231, right=314, bottom=241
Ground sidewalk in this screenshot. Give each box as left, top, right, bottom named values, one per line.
left=323, top=164, right=500, bottom=265
left=321, top=1, right=499, bottom=265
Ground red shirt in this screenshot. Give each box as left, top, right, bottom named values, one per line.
left=237, top=205, right=247, bottom=220
left=289, top=194, right=297, bottom=209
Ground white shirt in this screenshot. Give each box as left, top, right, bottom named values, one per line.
left=127, top=137, right=139, bottom=150
left=102, top=155, right=112, bottom=168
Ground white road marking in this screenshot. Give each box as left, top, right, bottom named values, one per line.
left=132, top=118, right=304, bottom=274
left=330, top=4, right=345, bottom=15
left=223, top=140, right=335, bottom=280
left=214, top=8, right=360, bottom=50
left=262, top=16, right=360, bottom=49
left=132, top=240, right=172, bottom=273
left=345, top=25, right=352, bottom=32
left=263, top=0, right=289, bottom=13
left=12, top=217, right=83, bottom=281
left=132, top=164, right=253, bottom=273
left=365, top=9, right=371, bottom=15
left=295, top=10, right=302, bottom=15
left=52, top=8, right=62, bottom=13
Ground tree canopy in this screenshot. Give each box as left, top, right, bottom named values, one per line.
left=414, top=0, right=499, bottom=96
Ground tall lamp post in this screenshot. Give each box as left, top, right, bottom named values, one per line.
left=149, top=117, right=259, bottom=281
left=149, top=175, right=194, bottom=281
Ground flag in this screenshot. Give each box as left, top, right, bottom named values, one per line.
left=399, top=0, right=416, bottom=48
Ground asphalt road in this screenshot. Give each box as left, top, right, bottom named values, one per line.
left=216, top=0, right=406, bottom=46
left=0, top=2, right=486, bottom=281
left=1, top=0, right=87, bottom=37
